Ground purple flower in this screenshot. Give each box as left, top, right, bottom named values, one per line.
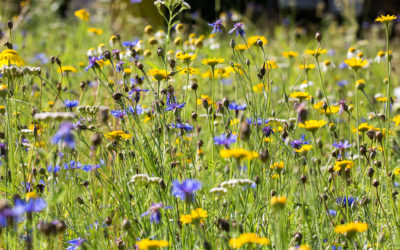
left=111, top=110, right=127, bottom=119
left=332, top=140, right=351, bottom=150
left=130, top=0, right=142, bottom=3
left=228, top=102, right=247, bottom=111
left=170, top=123, right=193, bottom=132
left=122, top=40, right=139, bottom=47
left=64, top=99, right=79, bottom=109
left=208, top=19, right=224, bottom=34
left=172, top=179, right=201, bottom=200
left=67, top=238, right=85, bottom=250
left=141, top=202, right=171, bottom=224
left=51, top=122, right=75, bottom=149
left=291, top=134, right=310, bottom=149
left=229, top=22, right=245, bottom=37
left=214, top=134, right=237, bottom=147
left=262, top=126, right=273, bottom=137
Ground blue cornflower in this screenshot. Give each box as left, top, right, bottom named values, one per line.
left=122, top=40, right=139, bottom=47
left=116, top=61, right=124, bottom=72
left=32, top=53, right=49, bottom=64
left=228, top=102, right=247, bottom=111
left=47, top=165, right=61, bottom=173
left=81, top=164, right=101, bottom=172
left=336, top=80, right=348, bottom=87
left=246, top=118, right=269, bottom=126
left=84, top=56, right=101, bottom=71
left=332, top=140, right=351, bottom=150
left=51, top=122, right=75, bottom=149
left=64, top=99, right=79, bottom=109
left=339, top=62, right=348, bottom=69
left=67, top=238, right=85, bottom=250
left=328, top=209, right=337, bottom=216
left=262, top=126, right=274, bottom=137
left=166, top=102, right=186, bottom=111
left=126, top=104, right=144, bottom=115
left=336, top=197, right=356, bottom=207
left=130, top=0, right=142, bottom=3
left=141, top=202, right=172, bottom=224
left=63, top=160, right=82, bottom=170
left=128, top=87, right=149, bottom=101
left=111, top=110, right=127, bottom=119
left=213, top=134, right=237, bottom=147
left=14, top=198, right=47, bottom=214
left=229, top=22, right=245, bottom=37
left=172, top=179, right=201, bottom=201
left=291, top=134, right=311, bottom=149
left=208, top=19, right=224, bottom=33
left=170, top=123, right=193, bottom=132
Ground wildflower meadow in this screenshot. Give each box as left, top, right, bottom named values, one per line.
left=0, top=0, right=400, bottom=249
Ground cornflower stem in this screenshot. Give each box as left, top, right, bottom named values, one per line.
left=184, top=63, right=190, bottom=119
left=354, top=71, right=361, bottom=169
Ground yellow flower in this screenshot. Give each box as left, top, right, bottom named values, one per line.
left=265, top=60, right=278, bottom=69
left=271, top=161, right=284, bottom=170
left=136, top=239, right=169, bottom=249
left=393, top=168, right=400, bottom=176
left=290, top=91, right=311, bottom=101
left=333, top=160, right=354, bottom=172
left=298, top=64, right=315, bottom=71
left=352, top=122, right=373, bottom=133
left=177, top=66, right=199, bottom=75
left=252, top=83, right=267, bottom=93
left=0, top=49, right=25, bottom=67
left=235, top=44, right=248, bottom=51
left=180, top=208, right=208, bottom=225
left=202, top=57, right=224, bottom=67
left=295, top=145, right=313, bottom=154
left=104, top=131, right=132, bottom=140
left=282, top=51, right=298, bottom=58
left=57, top=66, right=77, bottom=73
left=334, top=222, right=368, bottom=237
left=176, top=52, right=196, bottom=63
left=230, top=118, right=240, bottom=126
left=375, top=14, right=397, bottom=23
left=149, top=68, right=168, bottom=81
left=318, top=106, right=340, bottom=114
left=197, top=94, right=213, bottom=106
left=229, top=233, right=270, bottom=249
left=298, top=120, right=327, bottom=132
left=344, top=58, right=368, bottom=70
left=74, top=9, right=90, bottom=21
left=26, top=191, right=38, bottom=200
left=304, top=48, right=327, bottom=57
left=88, top=28, right=103, bottom=35
left=393, top=115, right=400, bottom=126
left=29, top=123, right=46, bottom=134
left=220, top=148, right=259, bottom=161
left=290, top=245, right=311, bottom=250
left=247, top=36, right=268, bottom=46
left=376, top=96, right=389, bottom=102
left=271, top=196, right=286, bottom=208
